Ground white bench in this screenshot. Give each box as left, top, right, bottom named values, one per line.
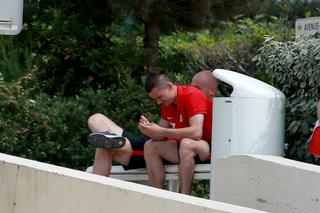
left=86, top=164, right=211, bottom=192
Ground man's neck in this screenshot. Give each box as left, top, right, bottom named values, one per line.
left=172, top=84, right=178, bottom=104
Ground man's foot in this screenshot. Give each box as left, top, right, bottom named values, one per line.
left=87, top=131, right=126, bottom=149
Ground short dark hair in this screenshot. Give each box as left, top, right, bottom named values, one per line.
left=145, top=72, right=172, bottom=93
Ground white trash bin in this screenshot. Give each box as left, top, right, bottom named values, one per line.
left=0, top=0, right=23, bottom=35
left=210, top=69, right=285, bottom=198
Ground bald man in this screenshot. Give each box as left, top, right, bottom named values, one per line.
left=191, top=70, right=218, bottom=99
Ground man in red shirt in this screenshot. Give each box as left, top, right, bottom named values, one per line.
left=139, top=72, right=213, bottom=195
left=309, top=99, right=320, bottom=156
left=87, top=71, right=217, bottom=192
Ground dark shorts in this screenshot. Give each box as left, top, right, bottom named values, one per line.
left=120, top=130, right=211, bottom=170
left=122, top=130, right=149, bottom=150
left=121, top=130, right=149, bottom=170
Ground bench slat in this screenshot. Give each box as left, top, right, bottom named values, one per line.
left=86, top=163, right=211, bottom=192
left=109, top=164, right=210, bottom=174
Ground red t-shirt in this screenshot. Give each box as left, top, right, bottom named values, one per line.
left=161, top=84, right=212, bottom=143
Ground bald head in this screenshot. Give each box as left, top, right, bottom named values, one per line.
left=191, top=70, right=218, bottom=99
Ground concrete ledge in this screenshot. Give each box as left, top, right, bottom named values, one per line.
left=214, top=155, right=320, bottom=213
left=0, top=153, right=266, bottom=213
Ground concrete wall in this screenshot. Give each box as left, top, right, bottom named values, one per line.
left=0, top=153, right=265, bottom=213
left=214, top=155, right=320, bottom=213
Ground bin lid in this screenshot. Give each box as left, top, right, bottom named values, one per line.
left=213, top=69, right=285, bottom=99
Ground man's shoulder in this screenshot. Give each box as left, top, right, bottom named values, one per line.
left=181, top=86, right=208, bottom=101
left=179, top=85, right=202, bottom=95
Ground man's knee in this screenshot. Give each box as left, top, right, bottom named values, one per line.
left=179, top=138, right=195, bottom=159
left=144, top=140, right=165, bottom=160
left=143, top=140, right=156, bottom=156
left=88, top=113, right=105, bottom=128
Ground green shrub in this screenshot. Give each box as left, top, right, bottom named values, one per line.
left=158, top=17, right=292, bottom=80
left=14, top=3, right=145, bottom=96
left=0, top=36, right=33, bottom=82
left=0, top=72, right=158, bottom=170
left=191, top=180, right=210, bottom=199
left=0, top=80, right=92, bottom=169
left=253, top=37, right=320, bottom=163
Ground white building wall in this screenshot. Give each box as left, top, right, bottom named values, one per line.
left=0, top=153, right=265, bottom=213
left=214, top=155, right=320, bottom=213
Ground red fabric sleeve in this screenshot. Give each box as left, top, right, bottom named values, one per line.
left=184, top=87, right=207, bottom=118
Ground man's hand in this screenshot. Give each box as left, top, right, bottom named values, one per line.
left=139, top=115, right=150, bottom=125
left=138, top=115, right=165, bottom=140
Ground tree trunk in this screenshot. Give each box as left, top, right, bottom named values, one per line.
left=190, top=0, right=207, bottom=27
left=144, top=21, right=159, bottom=73
left=132, top=0, right=163, bottom=73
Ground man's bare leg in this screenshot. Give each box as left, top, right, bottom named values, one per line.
left=178, top=138, right=210, bottom=195
left=88, top=113, right=132, bottom=176
left=144, top=140, right=179, bottom=188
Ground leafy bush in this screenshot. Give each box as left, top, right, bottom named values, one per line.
left=0, top=36, right=32, bottom=82
left=0, top=72, right=158, bottom=170
left=192, top=180, right=210, bottom=199
left=1, top=80, right=92, bottom=169
left=15, top=2, right=145, bottom=96
left=253, top=37, right=320, bottom=163
left=209, top=0, right=320, bottom=27
left=159, top=17, right=293, bottom=80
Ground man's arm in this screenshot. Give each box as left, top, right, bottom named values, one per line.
left=139, top=114, right=204, bottom=141
left=160, top=114, right=204, bottom=140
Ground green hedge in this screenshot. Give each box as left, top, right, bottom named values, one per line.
left=158, top=16, right=289, bottom=80
left=253, top=37, right=320, bottom=163
left=0, top=4, right=144, bottom=96
left=0, top=74, right=158, bottom=170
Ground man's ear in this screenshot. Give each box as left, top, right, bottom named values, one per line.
left=167, top=82, right=174, bottom=90
left=210, top=88, right=217, bottom=97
